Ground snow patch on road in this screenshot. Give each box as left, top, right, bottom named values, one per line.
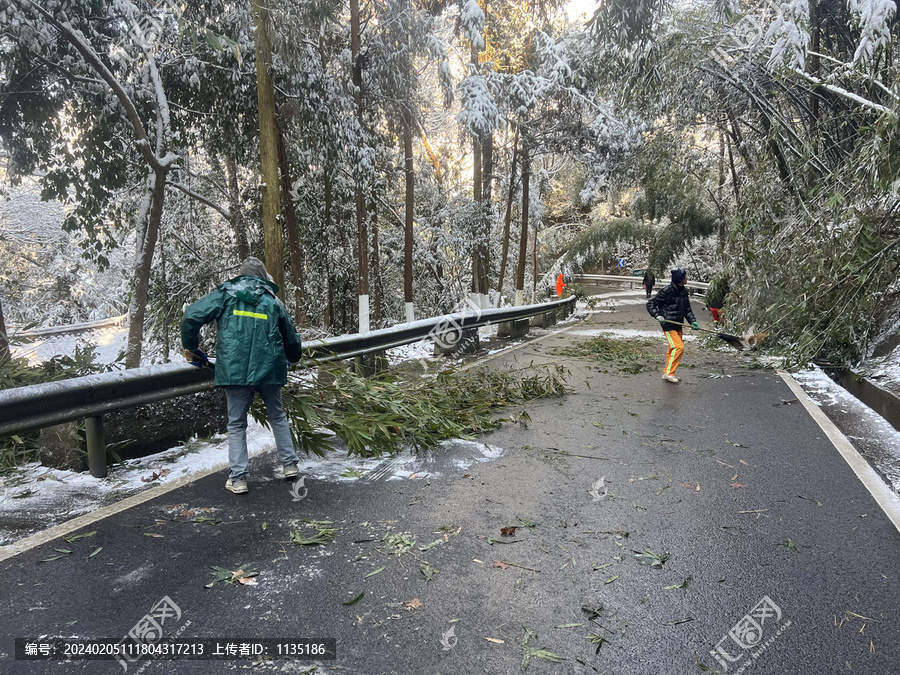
left=295, top=438, right=505, bottom=482
left=598, top=297, right=651, bottom=307
left=566, top=327, right=697, bottom=342
left=0, top=422, right=272, bottom=546
left=0, top=424, right=506, bottom=547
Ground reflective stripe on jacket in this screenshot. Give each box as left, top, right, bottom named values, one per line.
left=181, top=275, right=302, bottom=386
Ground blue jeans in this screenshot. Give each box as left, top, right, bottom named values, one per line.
left=224, top=385, right=298, bottom=480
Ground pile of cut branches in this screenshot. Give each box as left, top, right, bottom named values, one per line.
left=554, top=335, right=658, bottom=373
left=254, top=364, right=570, bottom=458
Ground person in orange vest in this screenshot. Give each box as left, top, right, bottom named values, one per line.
left=556, top=273, right=565, bottom=297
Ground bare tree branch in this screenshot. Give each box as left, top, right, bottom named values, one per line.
left=167, top=182, right=232, bottom=221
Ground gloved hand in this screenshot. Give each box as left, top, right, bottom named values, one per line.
left=656, top=316, right=666, bottom=324
left=183, top=348, right=209, bottom=368
left=691, top=322, right=700, bottom=330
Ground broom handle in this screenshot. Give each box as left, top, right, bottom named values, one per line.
left=668, top=321, right=721, bottom=335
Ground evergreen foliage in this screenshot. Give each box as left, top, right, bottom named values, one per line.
left=1, top=0, right=899, bottom=368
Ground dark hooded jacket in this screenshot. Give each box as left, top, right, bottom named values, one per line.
left=181, top=275, right=302, bottom=386
left=647, top=282, right=697, bottom=332
left=706, top=279, right=730, bottom=310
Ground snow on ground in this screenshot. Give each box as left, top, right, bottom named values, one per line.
left=857, top=341, right=900, bottom=398
left=597, top=296, right=651, bottom=307
left=11, top=324, right=128, bottom=365
left=385, top=339, right=434, bottom=364
left=566, top=327, right=698, bottom=341
left=0, top=418, right=506, bottom=547
left=0, top=422, right=268, bottom=546
left=794, top=367, right=900, bottom=494
left=295, top=438, right=504, bottom=482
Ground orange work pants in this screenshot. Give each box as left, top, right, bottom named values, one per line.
left=663, top=329, right=684, bottom=376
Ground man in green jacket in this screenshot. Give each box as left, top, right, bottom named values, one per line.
left=181, top=257, right=303, bottom=494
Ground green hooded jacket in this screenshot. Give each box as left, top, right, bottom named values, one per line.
left=181, top=275, right=302, bottom=386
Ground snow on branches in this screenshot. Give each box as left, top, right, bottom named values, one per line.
left=849, top=0, right=897, bottom=66
left=459, top=0, right=485, bottom=51
left=456, top=72, right=501, bottom=137
left=765, top=0, right=810, bottom=70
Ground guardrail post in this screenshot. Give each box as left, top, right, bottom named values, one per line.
left=433, top=328, right=461, bottom=355
left=530, top=313, right=547, bottom=328
left=498, top=319, right=528, bottom=338
left=352, top=353, right=388, bottom=377
left=85, top=416, right=108, bottom=478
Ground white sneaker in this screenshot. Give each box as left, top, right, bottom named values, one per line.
left=283, top=464, right=300, bottom=479
left=225, top=477, right=248, bottom=494
left=662, top=374, right=680, bottom=383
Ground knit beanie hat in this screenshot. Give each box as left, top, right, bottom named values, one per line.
left=671, top=267, right=687, bottom=284
left=238, top=257, right=273, bottom=282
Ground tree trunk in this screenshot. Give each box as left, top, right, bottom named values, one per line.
left=496, top=127, right=519, bottom=298
left=718, top=127, right=726, bottom=255
left=531, top=215, right=538, bottom=303
left=350, top=0, right=370, bottom=333
left=125, top=169, right=167, bottom=368
left=759, top=110, right=795, bottom=196
left=371, top=190, right=383, bottom=329
left=403, top=109, right=415, bottom=322
left=354, top=148, right=369, bottom=336
left=275, top=118, right=307, bottom=326
left=324, top=171, right=335, bottom=329
left=472, top=134, right=483, bottom=302
left=481, top=134, right=493, bottom=303
left=515, top=140, right=530, bottom=306
left=253, top=0, right=284, bottom=291
left=416, top=117, right=442, bottom=182
left=809, top=0, right=820, bottom=151
left=224, top=154, right=250, bottom=262
left=726, top=131, right=741, bottom=207
left=0, top=293, right=8, bottom=361
left=161, top=233, right=170, bottom=361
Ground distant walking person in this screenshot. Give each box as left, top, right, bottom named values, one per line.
left=647, top=268, right=699, bottom=383
left=181, top=257, right=303, bottom=494
left=642, top=270, right=656, bottom=298
left=706, top=277, right=730, bottom=327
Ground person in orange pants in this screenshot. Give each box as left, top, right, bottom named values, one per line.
left=556, top=273, right=565, bottom=297
left=646, top=267, right=699, bottom=383
left=662, top=329, right=685, bottom=381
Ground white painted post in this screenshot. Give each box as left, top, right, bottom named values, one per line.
left=359, top=294, right=370, bottom=334
left=405, top=301, right=415, bottom=324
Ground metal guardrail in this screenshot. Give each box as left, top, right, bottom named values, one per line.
left=573, top=274, right=710, bottom=292
left=13, top=314, right=128, bottom=338
left=301, top=297, right=574, bottom=364
left=0, top=296, right=576, bottom=477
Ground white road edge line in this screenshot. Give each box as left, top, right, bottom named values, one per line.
left=777, top=369, right=900, bottom=535
left=0, top=460, right=230, bottom=564
left=0, top=300, right=600, bottom=563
